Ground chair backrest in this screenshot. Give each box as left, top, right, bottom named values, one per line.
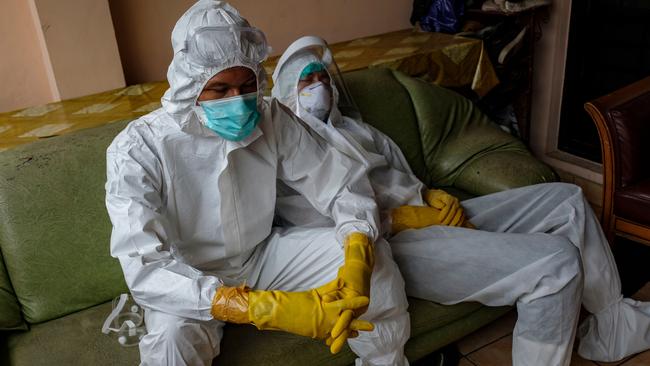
left=585, top=76, right=650, bottom=190
left=585, top=76, right=650, bottom=227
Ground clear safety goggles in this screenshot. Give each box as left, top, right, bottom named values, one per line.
left=101, top=294, right=147, bottom=347
left=184, top=26, right=270, bottom=67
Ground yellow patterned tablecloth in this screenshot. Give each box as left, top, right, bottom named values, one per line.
left=0, top=29, right=497, bottom=151
left=265, top=29, right=499, bottom=96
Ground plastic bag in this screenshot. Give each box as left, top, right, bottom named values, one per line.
left=419, top=0, right=465, bottom=33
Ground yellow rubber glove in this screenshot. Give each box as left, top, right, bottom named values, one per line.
left=313, top=273, right=375, bottom=352
left=211, top=284, right=374, bottom=354
left=424, top=189, right=470, bottom=227
left=391, top=205, right=474, bottom=234
left=337, top=232, right=374, bottom=299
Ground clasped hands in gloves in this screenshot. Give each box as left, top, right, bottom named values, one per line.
left=211, top=232, right=375, bottom=354
left=391, top=189, right=475, bottom=234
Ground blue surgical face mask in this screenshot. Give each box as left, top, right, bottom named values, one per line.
left=194, top=92, right=261, bottom=141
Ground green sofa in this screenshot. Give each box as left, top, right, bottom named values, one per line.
left=0, top=68, right=555, bottom=365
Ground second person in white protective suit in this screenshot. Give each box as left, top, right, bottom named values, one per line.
left=105, top=2, right=411, bottom=365
left=271, top=36, right=650, bottom=366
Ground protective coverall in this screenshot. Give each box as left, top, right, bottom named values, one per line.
left=105, top=3, right=410, bottom=365
left=271, top=36, right=650, bottom=365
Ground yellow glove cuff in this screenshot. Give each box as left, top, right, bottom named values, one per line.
left=340, top=233, right=374, bottom=299
left=344, top=232, right=370, bottom=246
left=344, top=233, right=374, bottom=265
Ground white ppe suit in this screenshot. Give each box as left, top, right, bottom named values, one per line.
left=105, top=3, right=410, bottom=365
left=271, top=36, right=650, bottom=365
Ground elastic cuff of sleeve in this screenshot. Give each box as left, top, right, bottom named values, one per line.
left=336, top=222, right=376, bottom=246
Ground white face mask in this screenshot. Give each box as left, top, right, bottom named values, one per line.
left=298, top=82, right=331, bottom=122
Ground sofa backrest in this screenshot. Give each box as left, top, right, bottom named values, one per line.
left=343, top=68, right=556, bottom=194
left=0, top=121, right=130, bottom=324
left=343, top=68, right=429, bottom=183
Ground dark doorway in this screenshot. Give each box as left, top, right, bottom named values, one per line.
left=558, top=0, right=650, bottom=163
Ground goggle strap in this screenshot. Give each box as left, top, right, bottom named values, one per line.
left=217, top=8, right=236, bottom=25
left=101, top=293, right=129, bottom=334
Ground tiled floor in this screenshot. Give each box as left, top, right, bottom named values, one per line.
left=452, top=282, right=650, bottom=366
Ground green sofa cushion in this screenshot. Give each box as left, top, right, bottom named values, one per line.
left=4, top=301, right=140, bottom=366
left=0, top=249, right=25, bottom=330
left=0, top=121, right=130, bottom=324
left=3, top=298, right=508, bottom=366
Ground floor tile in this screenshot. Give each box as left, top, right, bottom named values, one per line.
left=571, top=353, right=600, bottom=365
left=593, top=351, right=635, bottom=366
left=465, top=334, right=603, bottom=365
left=620, top=349, right=650, bottom=365
left=570, top=353, right=599, bottom=365
left=466, top=335, right=513, bottom=366
left=457, top=310, right=517, bottom=355
left=459, top=358, right=476, bottom=366
left=596, top=357, right=631, bottom=366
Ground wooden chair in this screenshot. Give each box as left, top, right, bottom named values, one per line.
left=584, top=76, right=650, bottom=246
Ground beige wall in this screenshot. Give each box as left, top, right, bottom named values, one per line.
left=0, top=0, right=125, bottom=113
left=109, top=0, right=413, bottom=84
left=34, top=0, right=125, bottom=100
left=0, top=0, right=57, bottom=113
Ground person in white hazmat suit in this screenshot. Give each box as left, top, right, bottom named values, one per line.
left=271, top=35, right=650, bottom=365
left=105, top=2, right=412, bottom=365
